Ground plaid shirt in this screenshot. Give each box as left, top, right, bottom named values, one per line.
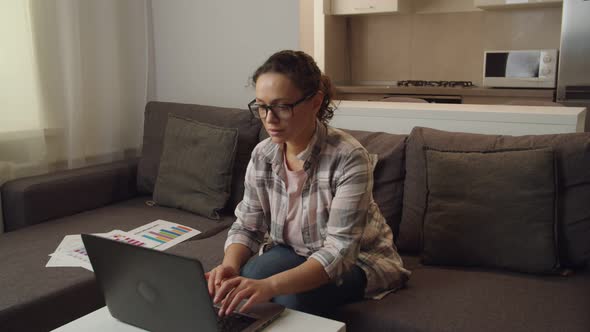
left=225, top=121, right=410, bottom=298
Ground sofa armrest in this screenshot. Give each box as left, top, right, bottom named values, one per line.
left=1, top=158, right=140, bottom=232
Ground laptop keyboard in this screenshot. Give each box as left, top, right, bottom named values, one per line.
left=214, top=308, right=257, bottom=332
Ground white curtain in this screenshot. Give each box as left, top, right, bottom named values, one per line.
left=0, top=0, right=149, bottom=233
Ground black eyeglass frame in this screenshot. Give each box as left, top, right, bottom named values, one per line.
left=248, top=92, right=315, bottom=120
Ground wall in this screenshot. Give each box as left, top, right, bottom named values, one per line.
left=149, top=0, right=299, bottom=108
left=300, top=0, right=315, bottom=56
left=336, top=7, right=562, bottom=86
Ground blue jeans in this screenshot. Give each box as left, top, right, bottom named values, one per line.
left=241, top=245, right=367, bottom=316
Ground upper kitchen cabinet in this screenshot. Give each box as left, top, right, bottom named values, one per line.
left=412, top=0, right=480, bottom=14
left=475, top=0, right=562, bottom=10
left=329, top=0, right=411, bottom=15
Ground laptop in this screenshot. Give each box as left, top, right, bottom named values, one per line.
left=81, top=233, right=284, bottom=332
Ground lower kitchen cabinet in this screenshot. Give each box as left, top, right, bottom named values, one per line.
left=336, top=93, right=556, bottom=105
left=462, top=95, right=557, bottom=105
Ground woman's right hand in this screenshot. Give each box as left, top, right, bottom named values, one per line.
left=205, top=264, right=239, bottom=298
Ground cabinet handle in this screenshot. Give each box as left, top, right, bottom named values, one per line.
left=354, top=5, right=375, bottom=10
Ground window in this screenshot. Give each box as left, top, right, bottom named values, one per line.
left=0, top=0, right=43, bottom=134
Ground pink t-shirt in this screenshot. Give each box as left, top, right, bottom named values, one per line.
left=283, top=155, right=309, bottom=256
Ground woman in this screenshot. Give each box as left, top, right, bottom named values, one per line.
left=206, top=50, right=410, bottom=317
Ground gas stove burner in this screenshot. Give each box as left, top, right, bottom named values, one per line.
left=397, top=80, right=475, bottom=88
left=447, top=81, right=475, bottom=88
left=397, top=80, right=427, bottom=87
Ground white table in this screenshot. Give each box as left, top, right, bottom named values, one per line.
left=52, top=306, right=346, bottom=332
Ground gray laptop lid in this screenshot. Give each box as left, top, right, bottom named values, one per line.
left=82, top=234, right=284, bottom=332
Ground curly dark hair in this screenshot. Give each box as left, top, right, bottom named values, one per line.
left=251, top=50, right=336, bottom=124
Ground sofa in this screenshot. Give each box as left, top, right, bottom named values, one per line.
left=1, top=101, right=589, bottom=332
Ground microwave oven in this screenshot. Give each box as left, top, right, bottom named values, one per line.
left=483, top=49, right=558, bottom=88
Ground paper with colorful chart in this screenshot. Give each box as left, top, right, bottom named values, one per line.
left=46, top=220, right=201, bottom=271
left=127, top=219, right=201, bottom=250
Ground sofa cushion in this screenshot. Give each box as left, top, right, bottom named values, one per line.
left=341, top=129, right=407, bottom=241
left=422, top=147, right=558, bottom=274
left=137, top=101, right=261, bottom=212
left=330, top=255, right=590, bottom=332
left=399, top=127, right=590, bottom=269
left=166, top=231, right=229, bottom=273
left=0, top=197, right=230, bottom=331
left=154, top=116, right=238, bottom=219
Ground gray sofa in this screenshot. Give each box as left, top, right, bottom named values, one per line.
left=1, top=101, right=589, bottom=332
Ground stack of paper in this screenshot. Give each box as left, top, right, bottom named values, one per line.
left=46, top=220, right=202, bottom=272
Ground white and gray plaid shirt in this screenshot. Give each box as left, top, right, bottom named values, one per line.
left=225, top=121, right=410, bottom=299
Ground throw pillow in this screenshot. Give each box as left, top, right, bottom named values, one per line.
left=399, top=126, right=590, bottom=269
left=422, top=147, right=559, bottom=274
left=153, top=115, right=238, bottom=219
left=137, top=101, right=261, bottom=212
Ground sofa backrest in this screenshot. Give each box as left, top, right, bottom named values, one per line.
left=2, top=158, right=139, bottom=232
left=137, top=101, right=261, bottom=211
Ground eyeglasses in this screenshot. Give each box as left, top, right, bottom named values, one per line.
left=248, top=93, right=314, bottom=120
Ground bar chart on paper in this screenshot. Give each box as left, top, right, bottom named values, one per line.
left=111, top=234, right=146, bottom=247
left=97, top=230, right=148, bottom=247
left=67, top=243, right=90, bottom=262
left=142, top=225, right=191, bottom=244
left=129, top=220, right=201, bottom=251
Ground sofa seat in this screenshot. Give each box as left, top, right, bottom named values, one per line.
left=0, top=197, right=232, bottom=332
left=330, top=255, right=590, bottom=332
left=166, top=230, right=230, bottom=271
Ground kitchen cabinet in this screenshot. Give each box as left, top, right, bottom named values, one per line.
left=413, top=0, right=480, bottom=14
left=474, top=0, right=562, bottom=10
left=461, top=96, right=555, bottom=105
left=337, top=92, right=464, bottom=103
left=336, top=93, right=388, bottom=101
left=329, top=0, right=411, bottom=15
left=337, top=92, right=556, bottom=105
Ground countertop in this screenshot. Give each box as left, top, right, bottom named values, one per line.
left=335, top=85, right=555, bottom=98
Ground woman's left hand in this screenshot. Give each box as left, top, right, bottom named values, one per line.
left=214, top=277, right=276, bottom=317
